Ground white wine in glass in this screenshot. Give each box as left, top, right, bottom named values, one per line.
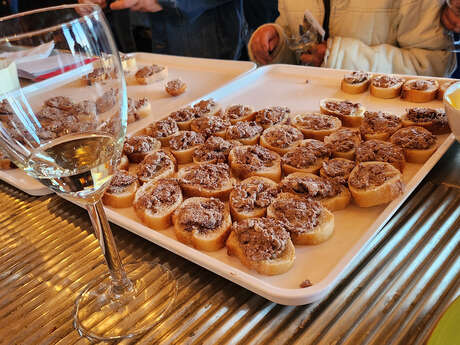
left=0, top=5, right=177, bottom=341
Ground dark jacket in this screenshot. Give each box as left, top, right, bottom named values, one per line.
left=147, top=0, right=246, bottom=60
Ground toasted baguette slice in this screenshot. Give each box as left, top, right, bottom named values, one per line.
left=167, top=106, right=200, bottom=130
left=224, top=104, right=255, bottom=124
left=229, top=145, right=282, bottom=182
left=192, top=137, right=241, bottom=164
left=193, top=98, right=221, bottom=117
left=360, top=111, right=402, bottom=141
left=370, top=75, right=404, bottom=99
left=226, top=218, right=295, bottom=275
left=136, top=150, right=176, bottom=184
left=133, top=178, right=182, bottom=230
left=169, top=131, right=206, bottom=164
left=165, top=79, right=187, bottom=97
left=348, top=162, right=404, bottom=207
left=178, top=163, right=235, bottom=200
left=145, top=118, right=179, bottom=147
left=292, top=113, right=342, bottom=140
left=259, top=124, right=304, bottom=155
left=281, top=139, right=331, bottom=175
left=225, top=121, right=263, bottom=145
left=254, top=106, right=291, bottom=130
left=135, top=98, right=151, bottom=119
left=324, top=128, right=361, bottom=160
left=280, top=172, right=351, bottom=211
left=172, top=197, right=231, bottom=251
left=390, top=126, right=437, bottom=164
left=102, top=181, right=137, bottom=208
left=319, top=98, right=365, bottom=127
left=267, top=193, right=335, bottom=245
left=319, top=158, right=356, bottom=185
left=123, top=135, right=161, bottom=163
left=135, top=64, right=168, bottom=85
left=401, top=79, right=439, bottom=103
left=401, top=108, right=450, bottom=135
left=229, top=176, right=279, bottom=221
left=341, top=71, right=371, bottom=94
left=190, top=116, right=230, bottom=139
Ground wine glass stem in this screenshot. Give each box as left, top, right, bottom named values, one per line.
left=86, top=200, right=133, bottom=296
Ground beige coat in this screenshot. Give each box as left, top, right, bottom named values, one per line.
left=248, top=0, right=455, bottom=77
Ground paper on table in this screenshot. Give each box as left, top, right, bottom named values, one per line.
left=0, top=41, right=54, bottom=64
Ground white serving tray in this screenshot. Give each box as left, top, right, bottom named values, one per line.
left=0, top=53, right=256, bottom=195
left=104, top=65, right=455, bottom=305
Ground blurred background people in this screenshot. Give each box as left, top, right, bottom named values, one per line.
left=79, top=0, right=247, bottom=59
left=249, top=0, right=455, bottom=77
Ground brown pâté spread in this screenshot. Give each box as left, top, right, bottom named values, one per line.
left=360, top=111, right=401, bottom=135
left=343, top=71, right=370, bottom=84
left=349, top=163, right=398, bottom=189
left=192, top=115, right=230, bottom=137
left=232, top=145, right=278, bottom=171
left=231, top=179, right=279, bottom=212
left=123, top=135, right=158, bottom=155
left=147, top=118, right=179, bottom=138
left=371, top=75, right=403, bottom=88
left=321, top=158, right=356, bottom=185
left=45, top=96, right=75, bottom=111
left=193, top=99, right=217, bottom=115
left=325, top=128, right=361, bottom=153
left=407, top=79, right=435, bottom=91
left=226, top=121, right=263, bottom=139
left=136, top=151, right=173, bottom=180
left=294, top=113, right=338, bottom=130
left=96, top=88, right=118, bottom=113
left=233, top=218, right=291, bottom=261
left=255, top=106, right=290, bottom=126
left=225, top=105, right=253, bottom=119
left=391, top=126, right=436, bottom=149
left=180, top=163, right=230, bottom=189
left=134, top=178, right=180, bottom=212
left=107, top=170, right=137, bottom=194
left=169, top=131, right=205, bottom=150
left=282, top=140, right=331, bottom=168
left=193, top=136, right=238, bottom=163
left=177, top=198, right=224, bottom=233
left=135, top=64, right=165, bottom=78
left=325, top=100, right=360, bottom=115
left=355, top=140, right=404, bottom=165
left=406, top=107, right=448, bottom=128
left=281, top=175, right=342, bottom=199
left=168, top=106, right=200, bottom=122
left=271, top=196, right=323, bottom=234
left=263, top=125, right=303, bottom=148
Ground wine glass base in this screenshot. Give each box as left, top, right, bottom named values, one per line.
left=74, top=262, right=177, bottom=341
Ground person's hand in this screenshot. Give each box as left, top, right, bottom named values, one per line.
left=300, top=42, right=327, bottom=67
left=110, top=0, right=163, bottom=12
left=442, top=0, right=460, bottom=32
left=249, top=24, right=280, bottom=65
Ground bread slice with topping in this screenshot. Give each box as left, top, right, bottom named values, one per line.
left=319, top=98, right=365, bottom=127
left=282, top=139, right=332, bottom=175
left=229, top=145, right=282, bottom=182
left=280, top=172, right=351, bottom=211
left=133, top=178, right=182, bottom=229
left=135, top=64, right=168, bottom=84
left=401, top=79, right=439, bottom=103
left=323, top=128, right=361, bottom=160
left=348, top=162, right=404, bottom=207
left=178, top=163, right=235, bottom=200
left=292, top=112, right=342, bottom=140
left=401, top=107, right=450, bottom=135
left=226, top=217, right=295, bottom=275
left=390, top=126, right=437, bottom=163
left=267, top=193, right=334, bottom=245
left=370, top=75, right=404, bottom=99
left=136, top=150, right=176, bottom=184
left=172, top=197, right=231, bottom=251
left=341, top=71, right=371, bottom=94
left=123, top=135, right=161, bottom=163
left=102, top=170, right=138, bottom=208
left=229, top=176, right=280, bottom=221
left=169, top=131, right=206, bottom=163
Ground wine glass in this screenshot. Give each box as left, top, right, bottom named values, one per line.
left=0, top=5, right=177, bottom=341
